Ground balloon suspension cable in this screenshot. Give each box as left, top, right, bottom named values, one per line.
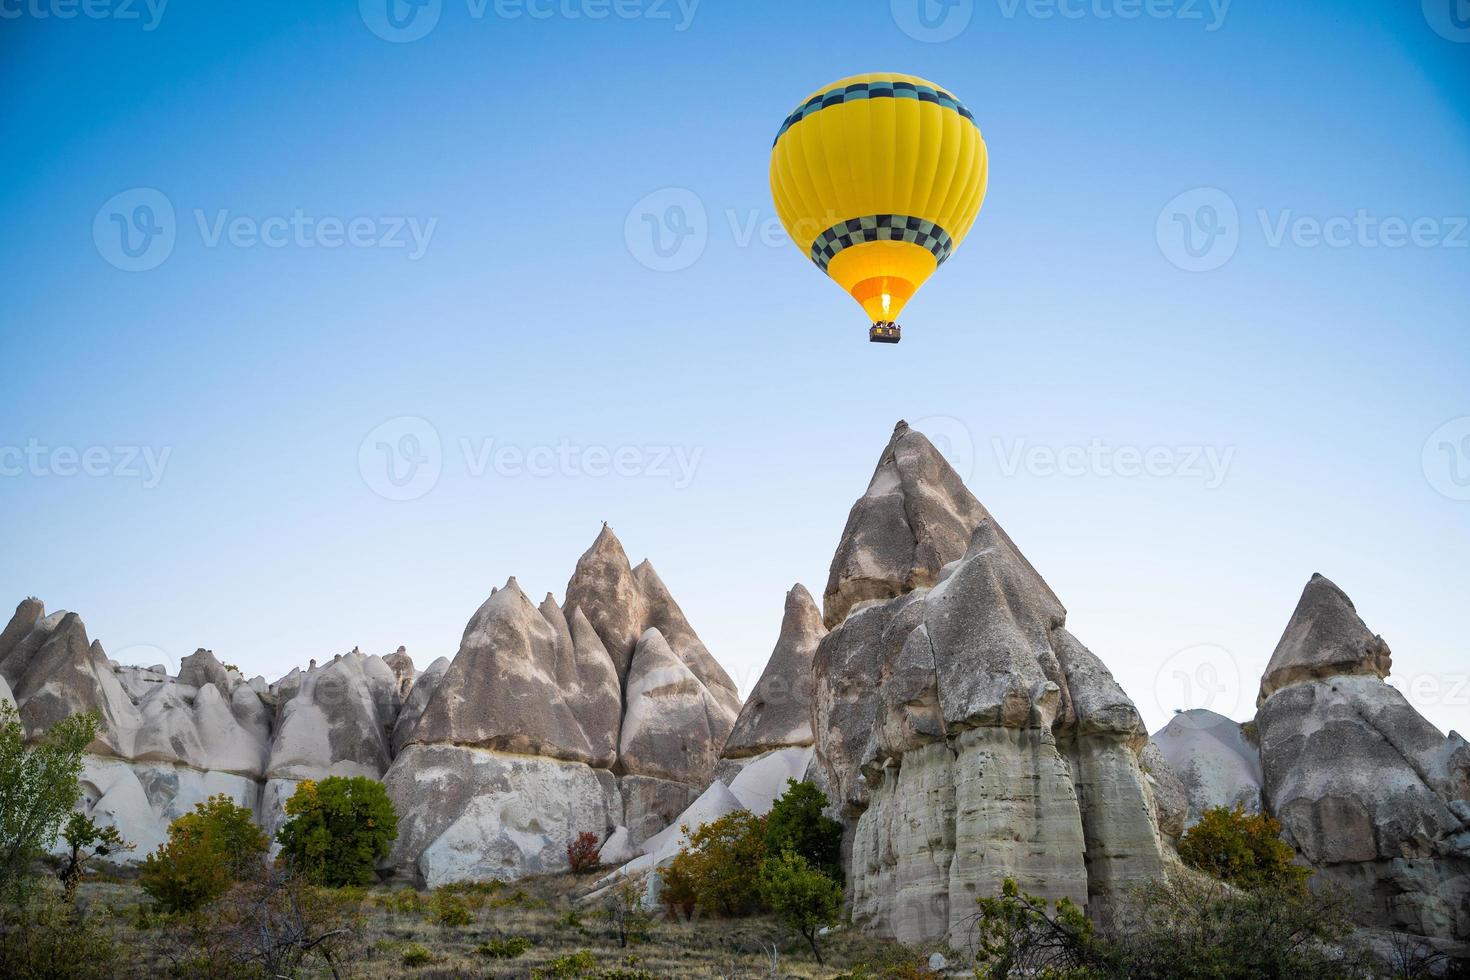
left=869, top=321, right=901, bottom=344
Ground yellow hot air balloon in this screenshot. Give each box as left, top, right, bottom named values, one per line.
left=770, top=73, right=988, bottom=343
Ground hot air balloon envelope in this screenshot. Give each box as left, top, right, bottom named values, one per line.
left=769, top=73, right=988, bottom=341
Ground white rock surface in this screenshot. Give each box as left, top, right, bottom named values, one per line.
left=1151, top=708, right=1262, bottom=825
left=384, top=744, right=620, bottom=887
left=727, top=745, right=815, bottom=815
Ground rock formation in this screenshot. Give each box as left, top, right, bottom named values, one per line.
left=1151, top=708, right=1263, bottom=826
left=717, top=583, right=825, bottom=781
left=382, top=526, right=739, bottom=885
left=1254, top=574, right=1470, bottom=942
left=811, top=422, right=1174, bottom=944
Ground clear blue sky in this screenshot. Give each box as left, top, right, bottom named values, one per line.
left=2, top=0, right=1467, bottom=737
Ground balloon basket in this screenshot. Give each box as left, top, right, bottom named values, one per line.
left=869, top=322, right=902, bottom=344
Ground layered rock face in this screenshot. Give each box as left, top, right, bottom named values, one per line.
left=384, top=527, right=740, bottom=885
left=1255, top=575, right=1470, bottom=942
left=2, top=600, right=287, bottom=856
left=811, top=422, right=1174, bottom=944
left=4, top=525, right=738, bottom=885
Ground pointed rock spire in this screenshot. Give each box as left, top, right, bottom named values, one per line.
left=1257, top=574, right=1392, bottom=705
left=722, top=584, right=825, bottom=760
left=823, top=420, right=994, bottom=628
left=565, top=523, right=645, bottom=681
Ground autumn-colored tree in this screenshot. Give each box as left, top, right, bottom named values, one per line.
left=141, top=794, right=268, bottom=913
left=1178, top=804, right=1310, bottom=892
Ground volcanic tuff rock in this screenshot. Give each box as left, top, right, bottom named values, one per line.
left=6, top=524, right=733, bottom=883
left=812, top=422, right=1174, bottom=944
left=1255, top=575, right=1470, bottom=942
left=1258, top=573, right=1393, bottom=704
left=381, top=525, right=739, bottom=882
left=564, top=525, right=742, bottom=715
left=822, top=420, right=993, bottom=629
left=721, top=585, right=825, bottom=763
left=1151, top=708, right=1263, bottom=826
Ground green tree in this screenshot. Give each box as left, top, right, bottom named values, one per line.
left=759, top=850, right=842, bottom=965
left=674, top=810, right=767, bottom=917
left=0, top=701, right=98, bottom=903
left=58, top=812, right=132, bottom=904
left=140, top=794, right=268, bottom=913
left=1178, top=804, right=1310, bottom=892
left=764, top=779, right=844, bottom=883
left=972, top=877, right=1104, bottom=980
left=275, top=776, right=398, bottom=887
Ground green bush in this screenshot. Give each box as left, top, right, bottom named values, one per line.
left=477, top=935, right=532, bottom=958
left=427, top=888, right=472, bottom=926
left=139, top=794, right=268, bottom=913
left=765, top=779, right=844, bottom=883
left=0, top=885, right=128, bottom=980
left=0, top=702, right=98, bottom=902
left=971, top=874, right=1371, bottom=979
left=1178, top=804, right=1310, bottom=891
left=274, top=776, right=398, bottom=887
left=535, top=949, right=597, bottom=978
left=759, top=849, right=843, bottom=965
left=399, top=941, right=435, bottom=966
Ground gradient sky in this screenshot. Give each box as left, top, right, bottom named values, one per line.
left=2, top=0, right=1467, bottom=738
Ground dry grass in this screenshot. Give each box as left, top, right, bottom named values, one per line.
left=74, top=869, right=947, bottom=979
